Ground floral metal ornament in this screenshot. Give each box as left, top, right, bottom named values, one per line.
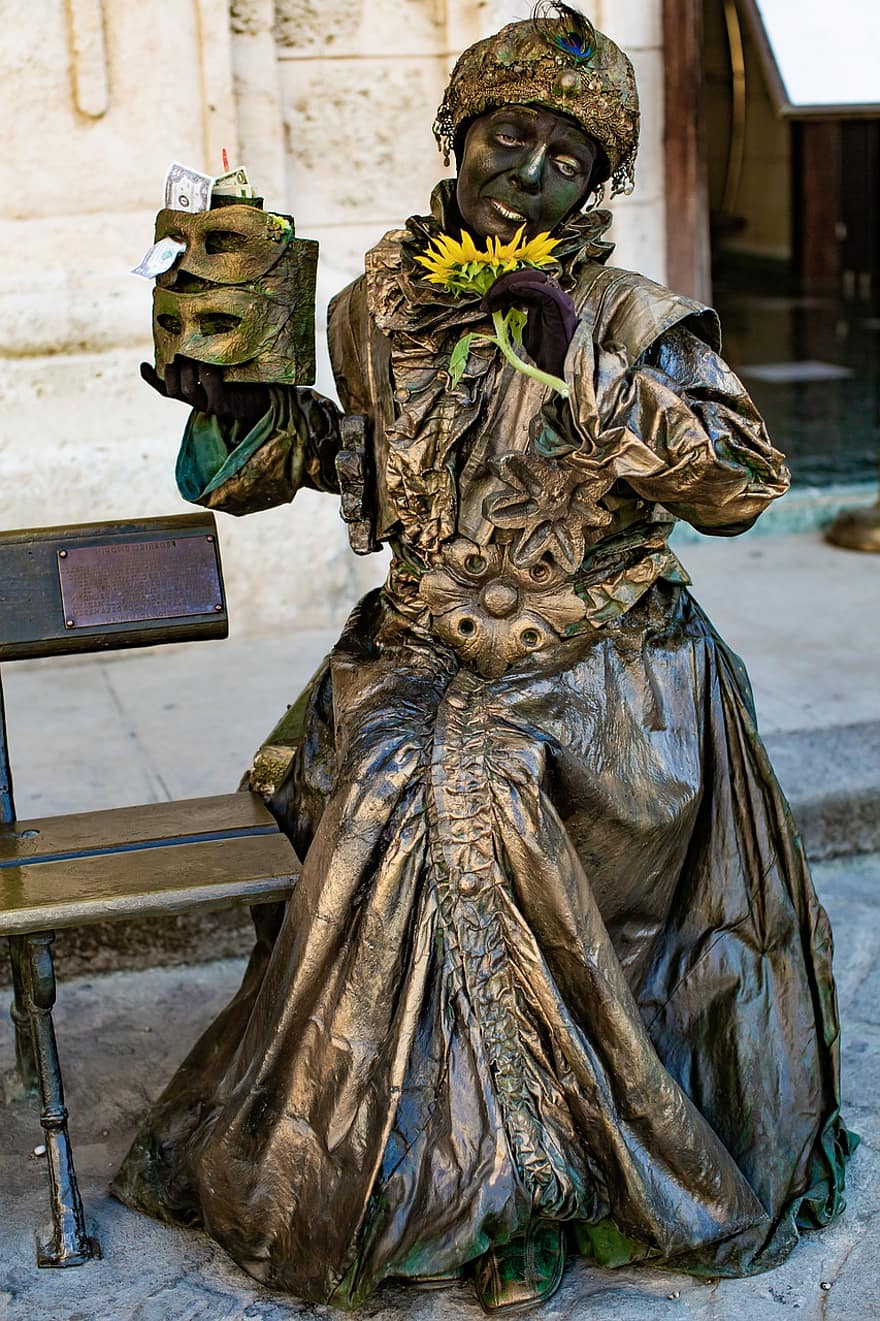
left=419, top=537, right=587, bottom=678
left=484, top=451, right=613, bottom=572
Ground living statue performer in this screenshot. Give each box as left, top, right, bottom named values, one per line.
left=114, top=6, right=853, bottom=1312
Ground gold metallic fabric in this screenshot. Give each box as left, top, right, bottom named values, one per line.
left=114, top=184, right=852, bottom=1308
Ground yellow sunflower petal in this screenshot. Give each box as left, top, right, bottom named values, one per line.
left=430, top=238, right=457, bottom=262
left=458, top=230, right=481, bottom=262
left=418, top=226, right=561, bottom=292
left=495, top=225, right=527, bottom=263
left=517, top=231, right=561, bottom=266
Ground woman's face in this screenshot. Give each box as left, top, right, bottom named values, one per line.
left=456, top=104, right=598, bottom=241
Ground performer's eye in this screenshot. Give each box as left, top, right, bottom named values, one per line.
left=495, top=131, right=523, bottom=148
left=554, top=156, right=581, bottom=180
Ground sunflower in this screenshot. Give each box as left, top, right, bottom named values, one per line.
left=414, top=226, right=570, bottom=398
left=415, top=227, right=560, bottom=297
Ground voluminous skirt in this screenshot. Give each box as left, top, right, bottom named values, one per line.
left=113, top=582, right=852, bottom=1308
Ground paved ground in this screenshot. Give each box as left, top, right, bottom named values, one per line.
left=1, top=850, right=877, bottom=1321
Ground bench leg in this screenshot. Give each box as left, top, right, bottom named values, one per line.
left=8, top=935, right=39, bottom=1095
left=20, top=931, right=100, bottom=1267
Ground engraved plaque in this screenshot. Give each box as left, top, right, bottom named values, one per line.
left=57, top=535, right=223, bottom=629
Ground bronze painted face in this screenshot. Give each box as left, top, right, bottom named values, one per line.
left=150, top=205, right=318, bottom=385
left=455, top=104, right=599, bottom=242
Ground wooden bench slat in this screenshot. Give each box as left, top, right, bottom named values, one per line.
left=0, top=793, right=277, bottom=866
left=0, top=833, right=300, bottom=935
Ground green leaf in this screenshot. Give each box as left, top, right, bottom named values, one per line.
left=449, top=333, right=474, bottom=388
left=506, top=308, right=528, bottom=349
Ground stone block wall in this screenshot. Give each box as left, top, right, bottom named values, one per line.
left=2, top=0, right=665, bottom=636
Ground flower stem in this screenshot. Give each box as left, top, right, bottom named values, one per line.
left=490, top=309, right=570, bottom=399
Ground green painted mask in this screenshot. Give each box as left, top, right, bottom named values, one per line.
left=151, top=204, right=318, bottom=385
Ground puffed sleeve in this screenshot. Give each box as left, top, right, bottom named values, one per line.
left=566, top=320, right=790, bottom=535
left=175, top=386, right=342, bottom=517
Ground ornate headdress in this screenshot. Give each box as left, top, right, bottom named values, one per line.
left=434, top=3, right=639, bottom=197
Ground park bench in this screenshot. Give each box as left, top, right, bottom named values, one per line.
left=0, top=512, right=301, bottom=1268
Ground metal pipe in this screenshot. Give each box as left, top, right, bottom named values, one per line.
left=0, top=667, right=15, bottom=824
left=1, top=667, right=41, bottom=1096
left=722, top=0, right=747, bottom=218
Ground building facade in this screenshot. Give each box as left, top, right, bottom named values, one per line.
left=2, top=0, right=665, bottom=631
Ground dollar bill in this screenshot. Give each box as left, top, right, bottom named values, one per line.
left=212, top=165, right=254, bottom=199
left=164, top=161, right=213, bottom=212
left=130, top=235, right=187, bottom=280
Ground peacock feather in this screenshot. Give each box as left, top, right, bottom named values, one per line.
left=531, top=2, right=596, bottom=63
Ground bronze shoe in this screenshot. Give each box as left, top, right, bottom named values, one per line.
left=473, top=1221, right=566, bottom=1314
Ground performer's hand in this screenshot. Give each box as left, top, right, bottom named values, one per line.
left=140, top=357, right=270, bottom=427
left=482, top=270, right=579, bottom=379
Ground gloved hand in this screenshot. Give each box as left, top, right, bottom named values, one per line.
left=141, top=357, right=270, bottom=428
left=482, top=269, right=579, bottom=379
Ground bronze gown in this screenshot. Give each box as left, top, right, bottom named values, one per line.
left=114, top=187, right=853, bottom=1308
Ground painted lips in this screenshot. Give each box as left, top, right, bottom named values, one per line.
left=486, top=198, right=529, bottom=224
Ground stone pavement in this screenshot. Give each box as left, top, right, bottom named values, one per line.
left=1, top=850, right=877, bottom=1321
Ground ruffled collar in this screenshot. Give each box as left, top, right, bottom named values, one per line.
left=360, top=181, right=617, bottom=559
left=368, top=178, right=615, bottom=339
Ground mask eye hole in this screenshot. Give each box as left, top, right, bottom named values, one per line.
left=157, top=313, right=182, bottom=334
left=198, top=312, right=242, bottom=336
left=204, top=230, right=247, bottom=254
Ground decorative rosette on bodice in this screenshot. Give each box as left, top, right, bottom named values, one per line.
left=418, top=452, right=617, bottom=677
left=484, top=451, right=614, bottom=573
left=420, top=538, right=586, bottom=679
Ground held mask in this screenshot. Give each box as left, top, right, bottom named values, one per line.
left=151, top=204, right=318, bottom=385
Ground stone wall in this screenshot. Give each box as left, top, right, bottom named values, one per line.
left=2, top=0, right=664, bottom=635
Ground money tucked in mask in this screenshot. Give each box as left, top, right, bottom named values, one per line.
left=151, top=204, right=318, bottom=385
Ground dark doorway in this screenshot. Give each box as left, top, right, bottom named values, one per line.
left=792, top=119, right=880, bottom=298
left=692, top=0, right=880, bottom=487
